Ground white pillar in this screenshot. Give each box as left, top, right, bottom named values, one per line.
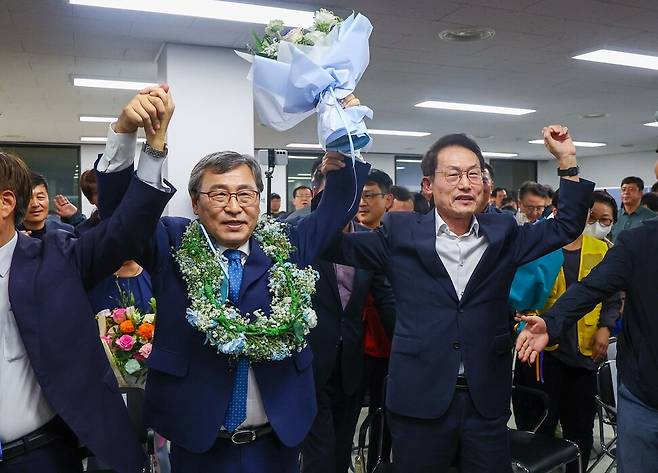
left=157, top=43, right=254, bottom=217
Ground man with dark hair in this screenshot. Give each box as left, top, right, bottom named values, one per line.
left=17, top=171, right=74, bottom=240
left=269, top=192, right=283, bottom=217
left=292, top=185, right=313, bottom=210
left=357, top=169, right=393, bottom=227
left=325, top=126, right=595, bottom=472
left=500, top=196, right=518, bottom=215
left=492, top=187, right=507, bottom=209
left=641, top=192, right=658, bottom=212
left=478, top=163, right=501, bottom=214
left=390, top=185, right=414, bottom=212
left=0, top=86, right=175, bottom=472
left=517, top=181, right=549, bottom=225
left=610, top=176, right=655, bottom=241
left=651, top=181, right=658, bottom=194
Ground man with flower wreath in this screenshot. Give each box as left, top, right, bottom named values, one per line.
left=97, top=89, right=370, bottom=472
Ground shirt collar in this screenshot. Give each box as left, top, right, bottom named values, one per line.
left=216, top=239, right=251, bottom=258
left=0, top=231, right=18, bottom=278
left=434, top=209, right=480, bottom=238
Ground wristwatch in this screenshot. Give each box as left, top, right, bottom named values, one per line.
left=557, top=166, right=579, bottom=177
left=142, top=142, right=168, bottom=159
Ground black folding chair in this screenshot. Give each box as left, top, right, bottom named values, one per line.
left=587, top=336, right=617, bottom=473
left=83, top=386, right=157, bottom=472
left=354, top=407, right=393, bottom=473
left=510, top=385, right=582, bottom=473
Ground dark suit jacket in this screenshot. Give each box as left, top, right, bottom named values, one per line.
left=544, top=219, right=658, bottom=409
left=325, top=178, right=595, bottom=420
left=309, top=223, right=395, bottom=396
left=98, top=161, right=370, bottom=453
left=10, top=176, right=172, bottom=473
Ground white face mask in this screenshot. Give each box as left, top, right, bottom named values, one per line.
left=584, top=222, right=612, bottom=240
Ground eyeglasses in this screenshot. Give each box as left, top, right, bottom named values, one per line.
left=198, top=189, right=260, bottom=207
left=523, top=205, right=546, bottom=213
left=588, top=216, right=613, bottom=227
left=435, top=168, right=483, bottom=186
left=361, top=192, right=386, bottom=201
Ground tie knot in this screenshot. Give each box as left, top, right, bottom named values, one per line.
left=224, top=249, right=242, bottom=263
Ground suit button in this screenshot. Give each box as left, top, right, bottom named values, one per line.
left=453, top=342, right=461, bottom=350
left=458, top=308, right=464, bottom=314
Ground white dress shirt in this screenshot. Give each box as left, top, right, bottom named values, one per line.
left=0, top=232, right=56, bottom=443
left=434, top=210, right=489, bottom=376
left=214, top=242, right=269, bottom=429
left=434, top=210, right=488, bottom=301
left=100, top=128, right=268, bottom=429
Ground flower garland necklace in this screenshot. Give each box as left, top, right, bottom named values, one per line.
left=174, top=217, right=319, bottom=362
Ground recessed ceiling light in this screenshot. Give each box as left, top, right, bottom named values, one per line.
left=579, top=113, right=608, bottom=119
left=74, top=77, right=157, bottom=90
left=415, top=101, right=535, bottom=116
left=397, top=158, right=422, bottom=163
left=80, top=116, right=116, bottom=123
left=573, top=49, right=658, bottom=71
left=482, top=151, right=519, bottom=158
left=81, top=136, right=146, bottom=143
left=69, top=0, right=314, bottom=27
left=643, top=122, right=658, bottom=127
left=439, top=27, right=495, bottom=42
left=368, top=129, right=431, bottom=137
left=286, top=143, right=323, bottom=149
left=528, top=139, right=606, bottom=148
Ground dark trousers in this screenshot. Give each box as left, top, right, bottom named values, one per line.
left=302, top=358, right=362, bottom=473
left=388, top=389, right=512, bottom=473
left=170, top=434, right=299, bottom=473
left=0, top=419, right=82, bottom=473
left=512, top=353, right=597, bottom=473
left=617, top=382, right=658, bottom=473
left=362, top=355, right=391, bottom=472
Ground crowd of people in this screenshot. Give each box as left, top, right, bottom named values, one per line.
left=2, top=85, right=658, bottom=473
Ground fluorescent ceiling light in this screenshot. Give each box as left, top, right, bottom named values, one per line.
left=81, top=136, right=146, bottom=143
left=573, top=49, right=658, bottom=71
left=482, top=151, right=519, bottom=158
left=80, top=116, right=116, bottom=123
left=69, top=0, right=314, bottom=27
left=396, top=158, right=422, bottom=163
left=396, top=166, right=406, bottom=170
left=74, top=77, right=157, bottom=90
left=643, top=122, right=658, bottom=127
left=286, top=143, right=323, bottom=149
left=288, top=155, right=319, bottom=160
left=528, top=139, right=606, bottom=148
left=368, top=129, right=431, bottom=137
left=297, top=173, right=312, bottom=176
left=415, top=100, right=535, bottom=116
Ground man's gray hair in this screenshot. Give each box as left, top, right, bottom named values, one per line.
left=188, top=151, right=264, bottom=198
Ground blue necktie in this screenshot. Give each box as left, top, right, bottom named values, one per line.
left=223, top=249, right=250, bottom=432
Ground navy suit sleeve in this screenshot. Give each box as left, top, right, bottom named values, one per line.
left=71, top=176, right=174, bottom=290
left=512, top=178, right=594, bottom=266
left=371, top=272, right=396, bottom=339
left=544, top=229, right=632, bottom=342
left=94, top=161, right=134, bottom=220
left=323, top=222, right=390, bottom=271
left=289, top=159, right=370, bottom=266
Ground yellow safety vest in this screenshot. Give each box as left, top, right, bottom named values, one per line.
left=541, top=235, right=608, bottom=356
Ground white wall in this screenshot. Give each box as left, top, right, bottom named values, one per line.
left=537, top=151, right=658, bottom=190
left=364, top=153, right=396, bottom=181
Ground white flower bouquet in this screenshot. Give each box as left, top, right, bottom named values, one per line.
left=238, top=8, right=374, bottom=156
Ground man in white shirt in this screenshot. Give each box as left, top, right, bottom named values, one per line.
left=0, top=86, right=174, bottom=472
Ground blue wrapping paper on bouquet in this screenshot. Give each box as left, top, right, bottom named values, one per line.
left=238, top=12, right=374, bottom=155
